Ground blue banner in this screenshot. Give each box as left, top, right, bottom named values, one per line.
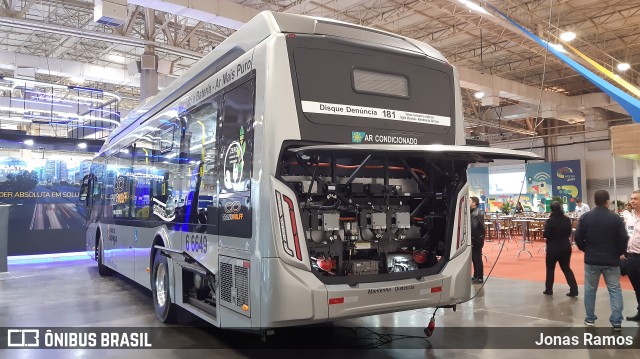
left=482, top=1, right=640, bottom=122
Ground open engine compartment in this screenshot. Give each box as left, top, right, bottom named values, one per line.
left=276, top=143, right=468, bottom=284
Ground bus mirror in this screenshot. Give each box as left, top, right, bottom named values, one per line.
left=79, top=175, right=90, bottom=204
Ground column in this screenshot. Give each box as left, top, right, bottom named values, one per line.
left=139, top=46, right=159, bottom=101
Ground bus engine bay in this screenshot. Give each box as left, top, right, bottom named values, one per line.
left=277, top=144, right=468, bottom=284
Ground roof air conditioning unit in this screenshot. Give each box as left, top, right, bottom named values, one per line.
left=94, top=0, right=127, bottom=27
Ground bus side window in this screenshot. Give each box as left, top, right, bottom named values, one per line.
left=151, top=120, right=181, bottom=222
left=91, top=159, right=105, bottom=205
left=111, top=146, right=134, bottom=219
left=133, top=144, right=154, bottom=219
left=184, top=96, right=220, bottom=232
left=218, top=79, right=254, bottom=239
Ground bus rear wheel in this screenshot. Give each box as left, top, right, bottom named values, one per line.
left=96, top=236, right=112, bottom=277
left=151, top=250, right=178, bottom=323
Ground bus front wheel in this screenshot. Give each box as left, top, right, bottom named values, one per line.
left=151, top=250, right=178, bottom=323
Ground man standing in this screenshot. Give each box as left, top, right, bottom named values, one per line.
left=624, top=190, right=640, bottom=321
left=470, top=196, right=486, bottom=284
left=575, top=190, right=629, bottom=331
left=574, top=197, right=590, bottom=217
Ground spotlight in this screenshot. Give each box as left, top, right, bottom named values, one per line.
left=559, top=31, right=576, bottom=42
left=474, top=91, right=485, bottom=99
left=77, top=142, right=87, bottom=149
left=617, top=63, right=631, bottom=71
left=24, top=139, right=34, bottom=146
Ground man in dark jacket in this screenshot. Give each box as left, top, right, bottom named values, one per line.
left=470, top=196, right=486, bottom=284
left=575, top=190, right=629, bottom=331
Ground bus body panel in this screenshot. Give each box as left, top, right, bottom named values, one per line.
left=132, top=225, right=161, bottom=288
left=260, top=257, right=328, bottom=327
left=255, top=35, right=300, bottom=261
left=326, top=276, right=443, bottom=320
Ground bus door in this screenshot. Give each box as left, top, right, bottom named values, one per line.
left=181, top=98, right=222, bottom=273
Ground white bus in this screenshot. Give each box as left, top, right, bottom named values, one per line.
left=79, top=11, right=539, bottom=331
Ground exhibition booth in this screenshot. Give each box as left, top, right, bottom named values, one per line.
left=469, top=159, right=583, bottom=214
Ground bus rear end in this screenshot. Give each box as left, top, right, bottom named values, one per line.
left=257, top=20, right=539, bottom=327
left=259, top=24, right=474, bottom=326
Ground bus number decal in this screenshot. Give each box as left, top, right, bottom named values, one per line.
left=185, top=233, right=208, bottom=254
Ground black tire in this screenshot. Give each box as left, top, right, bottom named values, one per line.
left=151, top=250, right=178, bottom=323
left=96, top=235, right=113, bottom=277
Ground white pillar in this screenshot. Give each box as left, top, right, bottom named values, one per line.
left=140, top=47, right=159, bottom=101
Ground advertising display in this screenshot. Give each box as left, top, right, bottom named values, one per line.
left=0, top=156, right=89, bottom=255
left=469, top=160, right=583, bottom=214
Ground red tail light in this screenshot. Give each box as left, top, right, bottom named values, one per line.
left=456, top=197, right=465, bottom=249
left=317, top=257, right=333, bottom=271
left=282, top=195, right=302, bottom=260
left=329, top=297, right=344, bottom=305
left=412, top=250, right=428, bottom=264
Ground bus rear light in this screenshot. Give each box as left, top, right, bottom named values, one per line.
left=317, top=257, right=333, bottom=271
left=329, top=297, right=344, bottom=305
left=282, top=195, right=303, bottom=260
left=412, top=250, right=428, bottom=264
left=243, top=261, right=250, bottom=268
left=431, top=286, right=442, bottom=293
left=456, top=197, right=465, bottom=250
left=286, top=33, right=296, bottom=38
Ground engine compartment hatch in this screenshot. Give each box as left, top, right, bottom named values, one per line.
left=289, top=144, right=542, bottom=163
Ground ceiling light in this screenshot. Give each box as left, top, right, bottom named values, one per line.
left=559, top=31, right=576, bottom=42
left=474, top=91, right=485, bottom=99
left=77, top=143, right=87, bottom=149
left=24, top=139, right=34, bottom=146
left=457, top=0, right=489, bottom=14
left=108, top=54, right=126, bottom=63
left=617, top=63, right=631, bottom=71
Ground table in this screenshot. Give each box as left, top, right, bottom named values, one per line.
left=531, top=218, right=548, bottom=253
left=512, top=219, right=534, bottom=258
left=491, top=216, right=514, bottom=251
left=484, top=221, right=493, bottom=242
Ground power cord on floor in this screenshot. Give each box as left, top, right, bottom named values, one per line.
left=335, top=326, right=433, bottom=349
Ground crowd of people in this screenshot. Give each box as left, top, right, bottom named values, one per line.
left=470, top=190, right=640, bottom=331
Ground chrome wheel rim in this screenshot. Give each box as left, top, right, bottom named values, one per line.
left=155, top=262, right=167, bottom=307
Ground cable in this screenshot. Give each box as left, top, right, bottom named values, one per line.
left=456, top=2, right=558, bottom=303
left=334, top=326, right=433, bottom=349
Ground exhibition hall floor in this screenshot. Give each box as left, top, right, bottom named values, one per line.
left=485, top=240, right=634, bottom=290
left=0, top=258, right=638, bottom=358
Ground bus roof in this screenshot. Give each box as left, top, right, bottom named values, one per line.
left=101, top=11, right=450, bottom=155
